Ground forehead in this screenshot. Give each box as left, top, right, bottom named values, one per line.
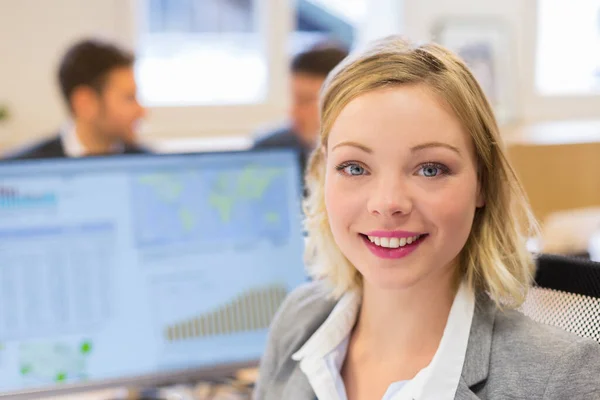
left=328, top=84, right=473, bottom=154
left=103, top=67, right=136, bottom=92
left=291, top=73, right=325, bottom=91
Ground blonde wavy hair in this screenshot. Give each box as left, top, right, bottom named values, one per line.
left=303, top=36, right=538, bottom=308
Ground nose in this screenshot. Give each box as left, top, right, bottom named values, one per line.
left=366, top=174, right=413, bottom=217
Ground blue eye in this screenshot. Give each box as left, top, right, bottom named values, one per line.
left=419, top=163, right=449, bottom=177
left=344, top=164, right=365, bottom=176
left=336, top=162, right=366, bottom=176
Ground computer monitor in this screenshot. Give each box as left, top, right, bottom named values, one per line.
left=0, top=149, right=307, bottom=398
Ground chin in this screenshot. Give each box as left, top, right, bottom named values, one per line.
left=122, top=132, right=137, bottom=144
left=362, top=269, right=426, bottom=291
left=349, top=251, right=431, bottom=289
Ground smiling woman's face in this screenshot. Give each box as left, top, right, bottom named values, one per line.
left=324, top=84, right=484, bottom=291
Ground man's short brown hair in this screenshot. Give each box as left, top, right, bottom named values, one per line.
left=58, top=38, right=134, bottom=110
left=291, top=41, right=349, bottom=78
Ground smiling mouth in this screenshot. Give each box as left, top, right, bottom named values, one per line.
left=359, top=233, right=428, bottom=259
left=360, top=233, right=428, bottom=249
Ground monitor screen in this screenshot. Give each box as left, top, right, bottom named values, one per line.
left=0, top=149, right=306, bottom=398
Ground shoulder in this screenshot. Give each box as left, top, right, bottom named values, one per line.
left=124, top=142, right=152, bottom=154
left=254, top=280, right=335, bottom=398
left=253, top=126, right=297, bottom=149
left=488, top=308, right=600, bottom=398
left=3, top=135, right=63, bottom=160
left=269, top=280, right=336, bottom=350
left=492, top=307, right=598, bottom=358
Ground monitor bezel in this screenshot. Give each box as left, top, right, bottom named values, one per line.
left=0, top=147, right=303, bottom=178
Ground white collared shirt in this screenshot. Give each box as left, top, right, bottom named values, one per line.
left=292, top=281, right=475, bottom=400
left=60, top=124, right=124, bottom=157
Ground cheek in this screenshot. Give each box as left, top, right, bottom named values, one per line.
left=301, top=105, right=314, bottom=119
left=435, top=200, right=475, bottom=232
left=106, top=100, right=132, bottom=121
left=418, top=181, right=478, bottom=237
left=325, top=174, right=360, bottom=236
left=309, top=104, right=319, bottom=120
left=324, top=174, right=341, bottom=229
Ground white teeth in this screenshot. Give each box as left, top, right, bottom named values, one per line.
left=367, top=234, right=421, bottom=249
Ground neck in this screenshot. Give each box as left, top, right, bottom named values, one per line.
left=74, top=121, right=118, bottom=155
left=352, top=267, right=459, bottom=363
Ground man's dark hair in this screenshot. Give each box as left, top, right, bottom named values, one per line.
left=58, top=38, right=134, bottom=109
left=291, top=41, right=349, bottom=78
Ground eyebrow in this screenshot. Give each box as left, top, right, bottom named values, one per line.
left=331, top=141, right=373, bottom=153
left=330, top=141, right=461, bottom=155
left=411, top=142, right=461, bottom=155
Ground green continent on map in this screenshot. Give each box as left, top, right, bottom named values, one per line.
left=208, top=165, right=282, bottom=223
left=138, top=174, right=184, bottom=202
left=265, top=212, right=280, bottom=224
left=238, top=166, right=281, bottom=198
left=209, top=194, right=236, bottom=222
left=179, top=207, right=196, bottom=231
left=138, top=173, right=198, bottom=232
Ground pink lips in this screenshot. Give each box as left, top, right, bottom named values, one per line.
left=362, top=231, right=427, bottom=259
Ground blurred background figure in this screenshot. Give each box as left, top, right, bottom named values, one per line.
left=5, top=39, right=147, bottom=159
left=253, top=42, right=348, bottom=175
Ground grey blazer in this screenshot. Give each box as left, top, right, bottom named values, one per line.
left=255, top=281, right=600, bottom=399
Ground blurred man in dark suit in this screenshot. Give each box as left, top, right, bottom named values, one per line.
left=5, top=39, right=147, bottom=159
left=253, top=42, right=348, bottom=177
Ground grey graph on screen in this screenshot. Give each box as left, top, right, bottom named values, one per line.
left=164, top=285, right=287, bottom=341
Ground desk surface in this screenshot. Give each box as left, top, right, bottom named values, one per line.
left=31, top=367, right=258, bottom=400
left=44, top=388, right=128, bottom=400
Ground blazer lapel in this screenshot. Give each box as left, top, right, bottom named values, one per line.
left=455, top=377, right=484, bottom=400
left=280, top=365, right=484, bottom=400
left=281, top=363, right=316, bottom=400
left=273, top=292, right=496, bottom=400
left=457, top=293, right=496, bottom=398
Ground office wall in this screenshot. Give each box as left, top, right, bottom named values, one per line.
left=403, top=0, right=527, bottom=123
left=403, top=0, right=600, bottom=123
left=0, top=0, right=134, bottom=149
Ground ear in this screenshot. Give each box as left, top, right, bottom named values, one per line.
left=70, top=86, right=100, bottom=119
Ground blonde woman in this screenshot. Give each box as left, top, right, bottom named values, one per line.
left=254, top=36, right=600, bottom=400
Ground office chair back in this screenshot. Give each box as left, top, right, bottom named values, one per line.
left=520, top=254, right=600, bottom=343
